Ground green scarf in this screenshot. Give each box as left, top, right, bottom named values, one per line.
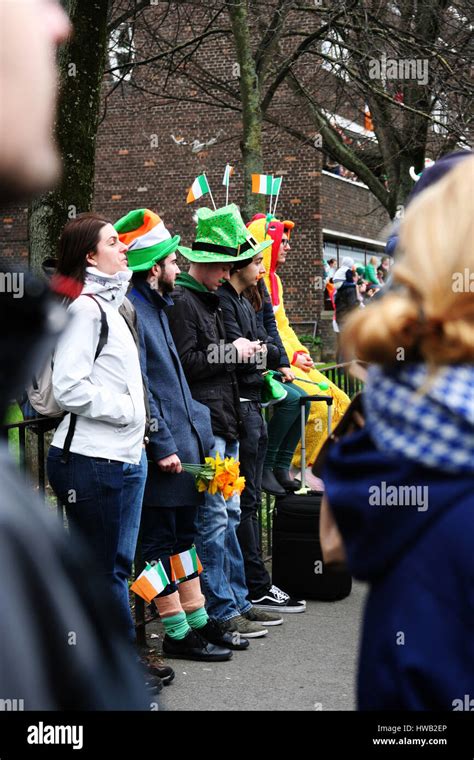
left=175, top=272, right=209, bottom=293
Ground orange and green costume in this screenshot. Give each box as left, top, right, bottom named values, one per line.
left=246, top=214, right=350, bottom=467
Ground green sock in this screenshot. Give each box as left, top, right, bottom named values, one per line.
left=162, top=612, right=191, bottom=640
left=186, top=607, right=209, bottom=630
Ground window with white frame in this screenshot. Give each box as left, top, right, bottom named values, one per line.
left=109, top=23, right=135, bottom=82
left=321, top=31, right=351, bottom=82
left=431, top=97, right=449, bottom=134
left=323, top=239, right=388, bottom=269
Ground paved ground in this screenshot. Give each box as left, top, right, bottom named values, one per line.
left=148, top=580, right=367, bottom=711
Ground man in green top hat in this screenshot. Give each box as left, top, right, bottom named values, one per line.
left=167, top=203, right=284, bottom=639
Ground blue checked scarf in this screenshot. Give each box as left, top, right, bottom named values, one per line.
left=363, top=363, right=474, bottom=474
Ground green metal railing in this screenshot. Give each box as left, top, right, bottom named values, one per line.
left=1, top=361, right=364, bottom=640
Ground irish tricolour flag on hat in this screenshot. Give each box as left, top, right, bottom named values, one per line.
left=170, top=546, right=203, bottom=584
left=186, top=174, right=210, bottom=204
left=130, top=561, right=170, bottom=603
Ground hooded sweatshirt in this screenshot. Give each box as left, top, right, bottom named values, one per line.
left=333, top=256, right=355, bottom=288
left=51, top=269, right=146, bottom=464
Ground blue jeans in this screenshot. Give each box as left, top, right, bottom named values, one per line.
left=47, top=446, right=147, bottom=643
left=195, top=437, right=251, bottom=622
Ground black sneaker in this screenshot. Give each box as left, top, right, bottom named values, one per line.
left=162, top=629, right=233, bottom=661
left=199, top=618, right=250, bottom=651
left=251, top=585, right=306, bottom=613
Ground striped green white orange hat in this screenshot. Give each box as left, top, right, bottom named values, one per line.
left=114, top=208, right=184, bottom=271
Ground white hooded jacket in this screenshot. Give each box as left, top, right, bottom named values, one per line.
left=51, top=269, right=146, bottom=464
left=333, top=256, right=354, bottom=290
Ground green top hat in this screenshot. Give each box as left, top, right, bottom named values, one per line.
left=178, top=204, right=272, bottom=264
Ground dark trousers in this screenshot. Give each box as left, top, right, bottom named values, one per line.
left=237, top=401, right=271, bottom=599
left=140, top=505, right=198, bottom=596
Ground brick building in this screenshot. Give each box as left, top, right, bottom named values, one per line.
left=0, top=5, right=392, bottom=357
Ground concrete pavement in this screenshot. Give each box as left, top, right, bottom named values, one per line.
left=150, top=580, right=367, bottom=711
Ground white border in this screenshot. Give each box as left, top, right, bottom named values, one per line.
left=323, top=228, right=386, bottom=249
left=322, top=169, right=369, bottom=189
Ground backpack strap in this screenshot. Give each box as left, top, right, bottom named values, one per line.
left=83, top=294, right=109, bottom=360
left=61, top=294, right=109, bottom=464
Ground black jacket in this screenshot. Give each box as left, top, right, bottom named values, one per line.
left=335, top=282, right=359, bottom=326
left=256, top=281, right=290, bottom=368
left=218, top=280, right=280, bottom=401
left=166, top=280, right=243, bottom=441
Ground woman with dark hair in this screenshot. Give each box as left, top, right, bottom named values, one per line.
left=244, top=278, right=310, bottom=495
left=46, top=213, right=148, bottom=646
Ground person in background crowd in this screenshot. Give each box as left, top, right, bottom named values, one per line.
left=324, top=278, right=336, bottom=311
left=364, top=255, right=380, bottom=286
left=324, top=257, right=337, bottom=281
left=377, top=255, right=391, bottom=284
left=365, top=283, right=379, bottom=299
left=116, top=208, right=233, bottom=662
left=334, top=269, right=362, bottom=362
left=333, top=256, right=355, bottom=289
left=322, top=155, right=474, bottom=709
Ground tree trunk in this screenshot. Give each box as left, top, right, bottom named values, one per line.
left=227, top=1, right=265, bottom=222
left=28, top=0, right=110, bottom=273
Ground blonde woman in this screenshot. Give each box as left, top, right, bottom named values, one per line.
left=322, top=155, right=474, bottom=709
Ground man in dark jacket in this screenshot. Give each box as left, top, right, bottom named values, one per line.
left=167, top=204, right=282, bottom=639
left=335, top=269, right=361, bottom=363
left=116, top=208, right=234, bottom=662
left=219, top=251, right=306, bottom=614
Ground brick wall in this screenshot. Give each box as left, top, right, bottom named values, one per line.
left=0, top=5, right=388, bottom=330
left=321, top=172, right=390, bottom=241
left=94, top=95, right=323, bottom=321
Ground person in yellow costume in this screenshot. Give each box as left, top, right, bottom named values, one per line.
left=246, top=214, right=350, bottom=468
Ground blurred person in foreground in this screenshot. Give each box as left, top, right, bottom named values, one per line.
left=0, top=0, right=148, bottom=709
left=322, top=156, right=474, bottom=709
